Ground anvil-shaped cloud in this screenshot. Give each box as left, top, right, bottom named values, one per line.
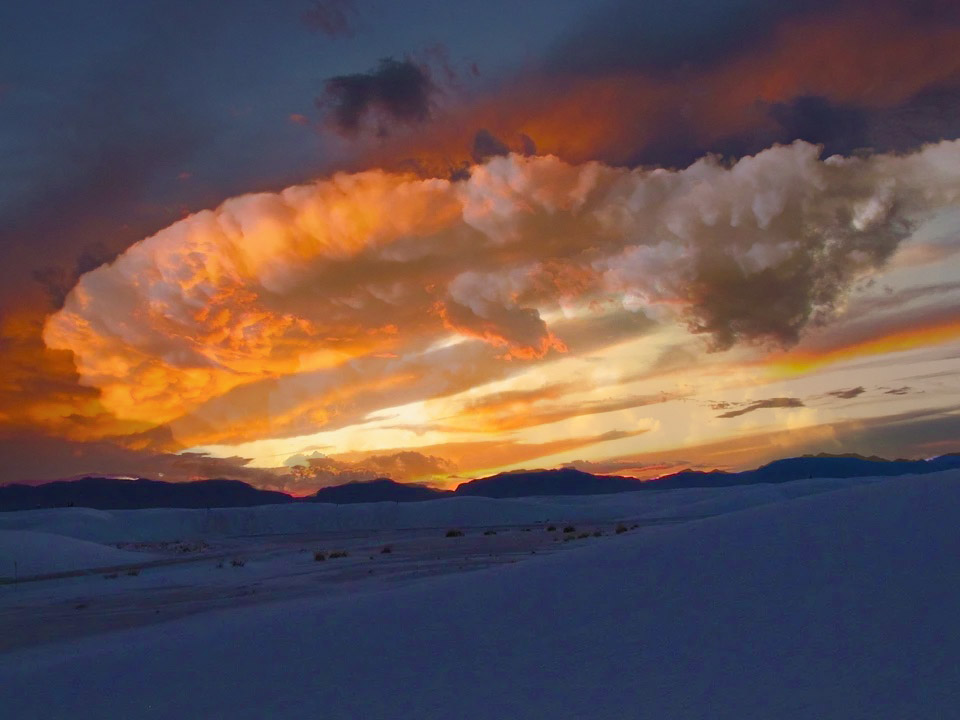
left=43, top=141, right=960, bottom=447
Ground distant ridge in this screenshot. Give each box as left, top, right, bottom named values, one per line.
left=0, top=477, right=293, bottom=512
left=454, top=467, right=645, bottom=497
left=310, top=478, right=451, bottom=504
left=643, top=453, right=960, bottom=490
left=3, top=453, right=959, bottom=511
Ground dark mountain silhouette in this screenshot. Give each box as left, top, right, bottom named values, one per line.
left=453, top=454, right=960, bottom=497
left=643, top=453, right=960, bottom=490
left=0, top=476, right=294, bottom=512
left=454, top=467, right=645, bottom=497
left=2, top=453, right=959, bottom=511
left=310, top=478, right=452, bottom=503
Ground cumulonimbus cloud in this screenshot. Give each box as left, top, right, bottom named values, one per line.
left=44, top=140, right=960, bottom=430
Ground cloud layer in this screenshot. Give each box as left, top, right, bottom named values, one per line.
left=44, top=141, right=960, bottom=438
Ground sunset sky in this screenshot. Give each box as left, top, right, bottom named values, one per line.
left=2, top=0, right=960, bottom=493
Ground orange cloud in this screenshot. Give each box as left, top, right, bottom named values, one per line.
left=41, top=141, right=960, bottom=448
left=770, top=314, right=960, bottom=376
left=436, top=385, right=685, bottom=434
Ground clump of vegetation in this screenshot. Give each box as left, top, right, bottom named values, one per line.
left=563, top=535, right=576, bottom=542
left=126, top=569, right=140, bottom=576
left=230, top=558, right=246, bottom=567
left=445, top=529, right=464, bottom=538
left=615, top=523, right=628, bottom=534
left=563, top=525, right=576, bottom=534
left=483, top=529, right=497, bottom=536
left=546, top=525, right=557, bottom=532
left=631, top=524, right=639, bottom=530
left=593, top=530, right=603, bottom=537
left=314, top=551, right=327, bottom=562
left=381, top=545, right=392, bottom=554
left=328, top=550, right=348, bottom=559
left=577, top=533, right=590, bottom=539
left=522, top=527, right=531, bottom=532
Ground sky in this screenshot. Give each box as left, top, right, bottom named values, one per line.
left=1, top=0, right=960, bottom=493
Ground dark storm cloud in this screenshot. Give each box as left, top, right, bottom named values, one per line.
left=768, top=87, right=960, bottom=158
left=319, top=58, right=436, bottom=136
left=617, top=85, right=960, bottom=171
left=301, top=0, right=358, bottom=37
left=546, top=0, right=829, bottom=74
left=684, top=214, right=911, bottom=351
left=717, top=398, right=805, bottom=419
left=530, top=0, right=960, bottom=170
left=471, top=129, right=510, bottom=163
left=769, top=97, right=870, bottom=155
left=548, top=0, right=959, bottom=76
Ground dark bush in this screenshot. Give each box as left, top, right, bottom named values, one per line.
left=329, top=550, right=348, bottom=559
left=445, top=529, right=464, bottom=538
left=314, top=551, right=327, bottom=562
left=615, top=524, right=628, bottom=534
left=231, top=558, right=246, bottom=567
left=381, top=545, right=392, bottom=554
left=483, top=530, right=497, bottom=536
left=593, top=530, right=602, bottom=537
left=546, top=525, right=557, bottom=532
left=577, top=533, right=590, bottom=539
left=563, top=525, right=576, bottom=534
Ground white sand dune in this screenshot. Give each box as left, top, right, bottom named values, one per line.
left=0, top=530, right=156, bottom=578
left=0, top=475, right=874, bottom=544
left=2, top=471, right=958, bottom=718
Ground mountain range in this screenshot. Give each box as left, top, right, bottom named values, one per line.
left=2, top=453, right=959, bottom=511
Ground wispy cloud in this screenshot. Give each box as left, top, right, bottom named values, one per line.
left=716, top=397, right=805, bottom=419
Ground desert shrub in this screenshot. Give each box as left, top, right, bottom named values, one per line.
left=563, top=525, right=576, bottom=534
left=445, top=529, right=464, bottom=538
left=314, top=551, right=327, bottom=562
left=231, top=558, right=245, bottom=567
left=329, top=550, right=348, bottom=559
left=546, top=525, right=557, bottom=532
left=631, top=524, right=639, bottom=530
left=126, top=569, right=140, bottom=576
left=593, top=530, right=602, bottom=537
left=615, top=523, right=628, bottom=534
left=381, top=545, right=392, bottom=554
left=483, top=530, right=497, bottom=536
left=577, top=533, right=589, bottom=539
